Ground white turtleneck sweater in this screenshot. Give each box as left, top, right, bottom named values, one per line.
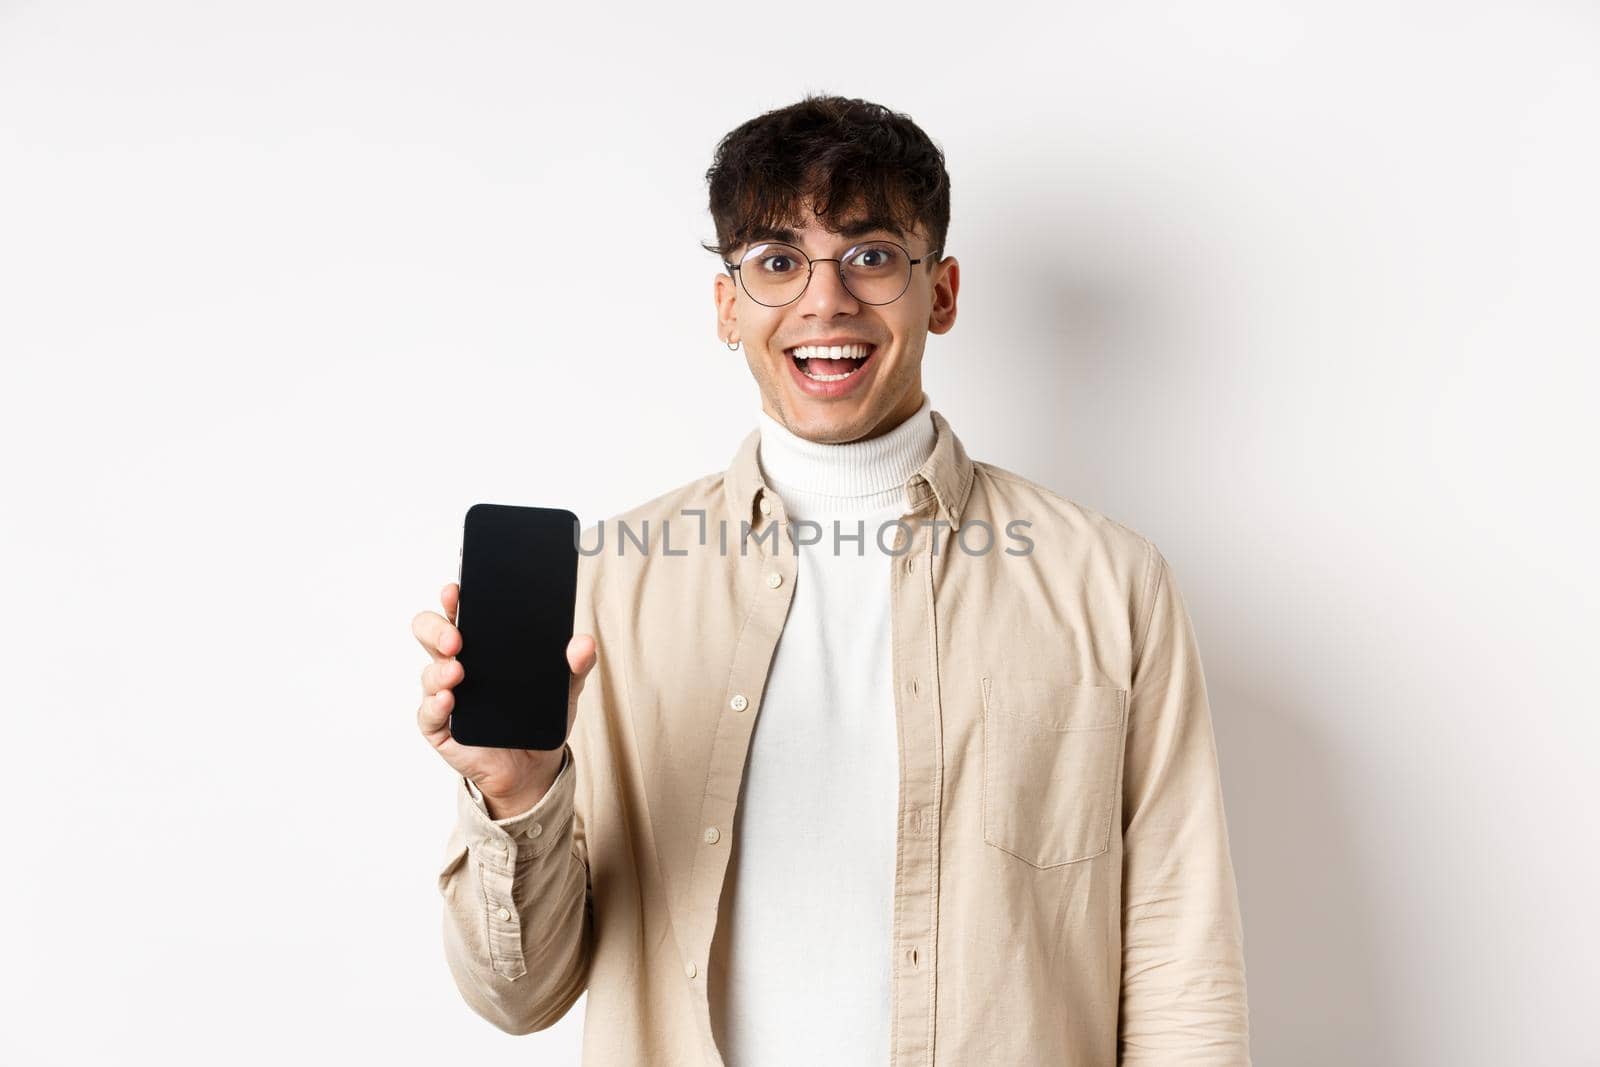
left=708, top=394, right=938, bottom=1067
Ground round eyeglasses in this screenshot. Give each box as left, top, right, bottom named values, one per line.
left=723, top=239, right=941, bottom=307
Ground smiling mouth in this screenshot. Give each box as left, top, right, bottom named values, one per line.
left=786, top=342, right=877, bottom=382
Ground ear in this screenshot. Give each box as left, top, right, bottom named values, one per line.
left=927, top=256, right=960, bottom=336
left=714, top=271, right=739, bottom=340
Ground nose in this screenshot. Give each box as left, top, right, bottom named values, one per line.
left=797, top=259, right=861, bottom=317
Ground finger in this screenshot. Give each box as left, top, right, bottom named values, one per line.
left=441, top=582, right=459, bottom=625
left=435, top=619, right=460, bottom=658
left=421, top=657, right=464, bottom=696
left=566, top=634, right=597, bottom=728
left=411, top=609, right=454, bottom=659
left=567, top=633, right=598, bottom=676
left=418, top=686, right=453, bottom=738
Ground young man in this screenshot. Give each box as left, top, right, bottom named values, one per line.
left=415, top=94, right=1251, bottom=1065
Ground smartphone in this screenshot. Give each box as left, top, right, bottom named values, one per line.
left=450, top=503, right=580, bottom=750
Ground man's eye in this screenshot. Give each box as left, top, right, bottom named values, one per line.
left=849, top=245, right=900, bottom=270
left=759, top=256, right=799, bottom=273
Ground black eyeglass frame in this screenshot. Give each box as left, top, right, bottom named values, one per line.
left=722, top=238, right=943, bottom=307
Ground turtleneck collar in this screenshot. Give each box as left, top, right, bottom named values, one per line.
left=756, top=393, right=936, bottom=519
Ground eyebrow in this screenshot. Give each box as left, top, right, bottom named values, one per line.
left=745, top=214, right=907, bottom=247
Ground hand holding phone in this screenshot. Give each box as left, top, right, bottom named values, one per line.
left=412, top=504, right=596, bottom=815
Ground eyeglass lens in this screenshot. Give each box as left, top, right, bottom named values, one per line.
left=737, top=241, right=916, bottom=307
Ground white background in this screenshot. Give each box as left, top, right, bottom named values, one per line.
left=3, top=2, right=1596, bottom=1064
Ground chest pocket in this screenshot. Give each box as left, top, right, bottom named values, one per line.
left=980, top=675, right=1128, bottom=868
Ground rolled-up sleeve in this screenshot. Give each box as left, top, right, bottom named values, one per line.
left=437, top=743, right=592, bottom=1035
left=1118, top=543, right=1251, bottom=1064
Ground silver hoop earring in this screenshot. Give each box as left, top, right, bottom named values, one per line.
left=725, top=338, right=741, bottom=351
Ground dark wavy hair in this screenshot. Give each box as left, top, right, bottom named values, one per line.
left=700, top=93, right=951, bottom=271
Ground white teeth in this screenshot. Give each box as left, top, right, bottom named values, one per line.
left=788, top=342, right=874, bottom=382
left=789, top=343, right=873, bottom=360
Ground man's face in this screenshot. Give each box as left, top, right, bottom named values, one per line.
left=714, top=199, right=959, bottom=444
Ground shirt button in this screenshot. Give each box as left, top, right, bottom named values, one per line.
left=684, top=962, right=698, bottom=978
left=526, top=823, right=542, bottom=839
left=906, top=556, right=916, bottom=574
left=729, top=693, right=748, bottom=712
left=704, top=826, right=720, bottom=844
left=759, top=497, right=772, bottom=515
left=766, top=571, right=783, bottom=588
left=496, top=906, right=512, bottom=922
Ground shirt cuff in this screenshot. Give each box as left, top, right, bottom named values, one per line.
left=457, top=744, right=574, bottom=860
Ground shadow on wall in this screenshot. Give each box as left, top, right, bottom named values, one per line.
left=1212, top=675, right=1396, bottom=1065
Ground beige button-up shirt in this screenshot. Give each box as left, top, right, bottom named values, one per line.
left=436, top=409, right=1251, bottom=1064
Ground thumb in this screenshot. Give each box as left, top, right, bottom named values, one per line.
left=567, top=634, right=597, bottom=727
left=567, top=633, right=597, bottom=677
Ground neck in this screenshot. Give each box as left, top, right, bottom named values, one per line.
left=756, top=395, right=935, bottom=519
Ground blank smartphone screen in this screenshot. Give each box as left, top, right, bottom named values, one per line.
left=450, top=503, right=579, bottom=750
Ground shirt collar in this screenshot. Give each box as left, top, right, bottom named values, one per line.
left=723, top=406, right=975, bottom=534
